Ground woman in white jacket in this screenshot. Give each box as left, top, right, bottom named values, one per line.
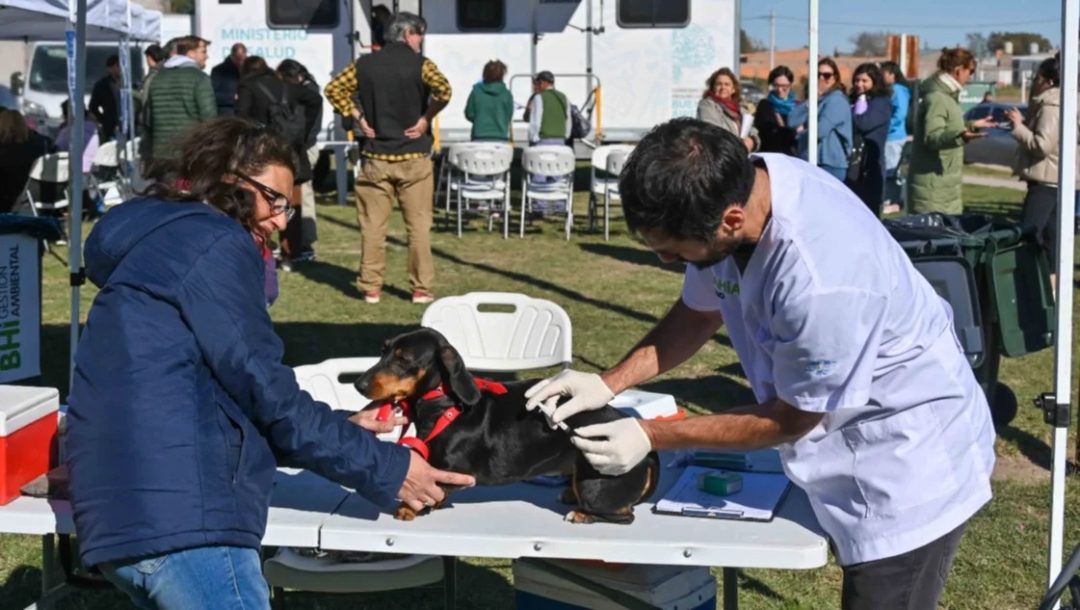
left=1006, top=54, right=1077, bottom=287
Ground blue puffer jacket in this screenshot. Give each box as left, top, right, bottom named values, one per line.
left=66, top=198, right=410, bottom=568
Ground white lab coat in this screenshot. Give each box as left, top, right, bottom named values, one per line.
left=681, top=153, right=995, bottom=565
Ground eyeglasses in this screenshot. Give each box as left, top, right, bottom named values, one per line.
left=234, top=172, right=295, bottom=222
left=818, top=72, right=836, bottom=81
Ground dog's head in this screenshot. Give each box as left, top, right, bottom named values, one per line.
left=355, top=328, right=482, bottom=408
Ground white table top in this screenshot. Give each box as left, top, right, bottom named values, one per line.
left=320, top=459, right=828, bottom=570
left=0, top=456, right=828, bottom=571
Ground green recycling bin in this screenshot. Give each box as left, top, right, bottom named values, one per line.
left=884, top=213, right=1055, bottom=429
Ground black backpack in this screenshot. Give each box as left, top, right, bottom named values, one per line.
left=255, top=82, right=306, bottom=150
left=846, top=130, right=866, bottom=183
left=570, top=104, right=591, bottom=139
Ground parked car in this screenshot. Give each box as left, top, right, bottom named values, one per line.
left=0, top=85, right=16, bottom=111
left=741, top=82, right=765, bottom=106
left=963, top=102, right=1027, bottom=166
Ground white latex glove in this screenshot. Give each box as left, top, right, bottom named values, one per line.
left=570, top=419, right=652, bottom=476
left=524, top=370, right=615, bottom=425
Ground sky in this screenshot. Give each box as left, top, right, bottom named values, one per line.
left=740, top=0, right=1064, bottom=55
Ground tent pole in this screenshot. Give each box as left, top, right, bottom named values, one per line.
left=807, top=0, right=819, bottom=166
left=67, top=0, right=87, bottom=391
left=1045, top=0, right=1079, bottom=601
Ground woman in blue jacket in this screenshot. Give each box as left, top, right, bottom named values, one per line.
left=880, top=61, right=910, bottom=210
left=65, top=117, right=474, bottom=610
left=789, top=57, right=853, bottom=181
left=847, top=63, right=893, bottom=216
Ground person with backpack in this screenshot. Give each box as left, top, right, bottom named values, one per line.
left=696, top=67, right=759, bottom=152
left=846, top=63, right=892, bottom=217
left=908, top=48, right=996, bottom=215
left=879, top=62, right=911, bottom=213
left=142, top=36, right=216, bottom=173
left=276, top=59, right=323, bottom=266
left=236, top=56, right=321, bottom=271
left=465, top=59, right=514, bottom=142
left=526, top=71, right=571, bottom=146
left=788, top=57, right=853, bottom=182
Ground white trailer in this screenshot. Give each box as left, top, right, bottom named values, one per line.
left=194, top=0, right=738, bottom=145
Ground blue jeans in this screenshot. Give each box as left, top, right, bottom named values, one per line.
left=883, top=139, right=905, bottom=205
left=99, top=546, right=270, bottom=610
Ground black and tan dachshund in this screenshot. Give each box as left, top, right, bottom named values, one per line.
left=354, top=327, right=660, bottom=523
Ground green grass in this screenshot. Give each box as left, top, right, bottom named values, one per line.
left=2, top=182, right=1080, bottom=609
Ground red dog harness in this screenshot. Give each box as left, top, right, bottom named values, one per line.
left=374, top=379, right=508, bottom=461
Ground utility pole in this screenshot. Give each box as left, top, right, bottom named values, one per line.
left=769, top=9, right=776, bottom=70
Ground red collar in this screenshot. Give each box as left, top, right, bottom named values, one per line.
left=372, top=378, right=508, bottom=461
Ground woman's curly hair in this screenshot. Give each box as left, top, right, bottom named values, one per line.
left=144, top=117, right=297, bottom=230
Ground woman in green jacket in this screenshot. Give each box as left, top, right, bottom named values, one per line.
left=908, top=48, right=995, bottom=214
left=465, top=60, right=514, bottom=141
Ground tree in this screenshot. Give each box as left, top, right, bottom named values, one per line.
left=740, top=29, right=762, bottom=53
left=850, top=31, right=887, bottom=56
left=987, top=31, right=1053, bottom=54
left=169, top=0, right=194, bottom=14
left=965, top=33, right=989, bottom=57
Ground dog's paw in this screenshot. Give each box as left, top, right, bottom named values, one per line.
left=563, top=510, right=597, bottom=524
left=395, top=504, right=419, bottom=521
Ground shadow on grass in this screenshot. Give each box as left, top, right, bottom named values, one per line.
left=316, top=215, right=728, bottom=346
left=577, top=243, right=683, bottom=274
left=1, top=563, right=128, bottom=610
left=996, top=425, right=1054, bottom=472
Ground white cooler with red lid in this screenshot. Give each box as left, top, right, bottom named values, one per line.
left=0, top=385, right=59, bottom=505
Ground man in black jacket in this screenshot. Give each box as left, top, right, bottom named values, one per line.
left=88, top=55, right=121, bottom=143
left=211, top=42, right=247, bottom=116
left=324, top=12, right=451, bottom=305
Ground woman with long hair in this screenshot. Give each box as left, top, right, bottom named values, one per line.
left=908, top=48, right=995, bottom=214
left=696, top=67, right=758, bottom=151
left=879, top=61, right=911, bottom=210
left=0, top=109, right=54, bottom=213
left=1007, top=54, right=1076, bottom=289
left=847, top=63, right=893, bottom=216
left=789, top=57, right=853, bottom=181
left=753, top=65, right=798, bottom=154
left=276, top=58, right=323, bottom=265
left=66, top=117, right=474, bottom=610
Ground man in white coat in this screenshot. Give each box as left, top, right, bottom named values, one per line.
left=526, top=118, right=995, bottom=609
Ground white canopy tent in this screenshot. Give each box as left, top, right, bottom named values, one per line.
left=0, top=0, right=161, bottom=393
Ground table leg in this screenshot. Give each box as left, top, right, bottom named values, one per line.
left=723, top=567, right=738, bottom=610
left=442, top=556, right=457, bottom=610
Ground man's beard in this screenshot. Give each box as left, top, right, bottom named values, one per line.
left=690, top=237, right=753, bottom=269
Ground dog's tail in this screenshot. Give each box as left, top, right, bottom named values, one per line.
left=640, top=451, right=662, bottom=502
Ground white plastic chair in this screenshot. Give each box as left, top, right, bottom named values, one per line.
left=520, top=146, right=576, bottom=240
left=421, top=292, right=572, bottom=373
left=276, top=357, right=451, bottom=607
left=589, top=144, right=634, bottom=241
left=24, top=153, right=70, bottom=215
left=602, top=150, right=631, bottom=241
left=88, top=140, right=125, bottom=208
left=453, top=143, right=514, bottom=238
left=437, top=142, right=502, bottom=213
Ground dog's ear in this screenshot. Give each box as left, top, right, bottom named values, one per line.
left=438, top=342, right=481, bottom=407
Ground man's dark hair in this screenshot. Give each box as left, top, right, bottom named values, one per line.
left=106, top=54, right=119, bottom=68
left=144, top=44, right=165, bottom=63
left=619, top=118, right=755, bottom=242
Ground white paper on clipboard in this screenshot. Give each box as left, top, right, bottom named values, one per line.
left=654, top=466, right=790, bottom=521
left=739, top=114, right=755, bottom=138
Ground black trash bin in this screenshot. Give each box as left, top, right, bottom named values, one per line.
left=0, top=214, right=63, bottom=385
left=884, top=213, right=1055, bottom=429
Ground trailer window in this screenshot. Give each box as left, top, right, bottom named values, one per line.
left=617, top=0, right=689, bottom=28
left=267, top=0, right=339, bottom=29
left=457, top=0, right=504, bottom=31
